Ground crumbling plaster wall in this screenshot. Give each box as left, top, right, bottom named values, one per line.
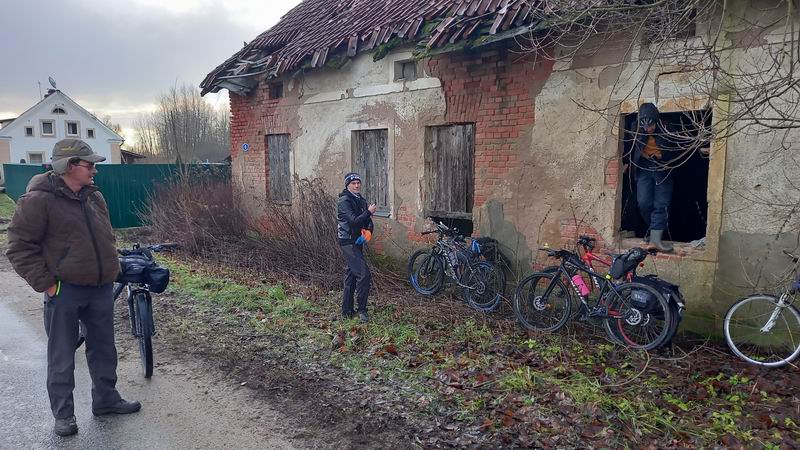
left=227, top=1, right=798, bottom=333
left=711, top=0, right=800, bottom=321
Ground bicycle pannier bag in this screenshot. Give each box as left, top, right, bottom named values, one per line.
left=145, top=266, right=170, bottom=293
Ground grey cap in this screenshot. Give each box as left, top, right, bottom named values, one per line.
left=51, top=139, right=105, bottom=174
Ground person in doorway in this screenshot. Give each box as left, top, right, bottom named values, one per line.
left=337, top=172, right=376, bottom=322
left=632, top=103, right=676, bottom=252
left=6, top=139, right=140, bottom=437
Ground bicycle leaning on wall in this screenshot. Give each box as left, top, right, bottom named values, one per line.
left=724, top=249, right=800, bottom=368
left=408, top=222, right=506, bottom=312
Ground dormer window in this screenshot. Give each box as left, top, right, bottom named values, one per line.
left=52, top=107, right=66, bottom=114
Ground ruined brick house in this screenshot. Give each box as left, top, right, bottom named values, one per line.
left=202, top=0, right=799, bottom=334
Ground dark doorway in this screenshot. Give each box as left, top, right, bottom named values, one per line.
left=619, top=109, right=711, bottom=243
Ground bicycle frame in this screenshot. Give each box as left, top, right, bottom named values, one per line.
left=543, top=249, right=627, bottom=320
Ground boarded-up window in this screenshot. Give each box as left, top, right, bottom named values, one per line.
left=267, top=134, right=291, bottom=204
left=424, top=124, right=475, bottom=218
left=352, top=129, right=389, bottom=214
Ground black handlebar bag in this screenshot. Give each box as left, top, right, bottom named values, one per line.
left=117, top=254, right=170, bottom=294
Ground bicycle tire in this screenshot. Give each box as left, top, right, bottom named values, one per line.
left=122, top=285, right=137, bottom=335
left=134, top=292, right=154, bottom=378
left=463, top=261, right=506, bottom=312
left=408, top=249, right=444, bottom=296
left=513, top=272, right=572, bottom=332
left=724, top=295, right=800, bottom=368
left=604, top=282, right=672, bottom=350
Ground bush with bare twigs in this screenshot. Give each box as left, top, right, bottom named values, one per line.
left=141, top=173, right=401, bottom=290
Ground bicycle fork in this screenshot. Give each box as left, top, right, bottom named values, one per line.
left=760, top=294, right=788, bottom=333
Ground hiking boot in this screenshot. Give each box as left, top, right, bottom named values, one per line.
left=649, top=230, right=673, bottom=253
left=54, top=416, right=78, bottom=436
left=358, top=311, right=369, bottom=323
left=92, top=399, right=141, bottom=416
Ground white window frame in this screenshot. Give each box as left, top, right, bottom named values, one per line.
left=41, top=119, right=55, bottom=137
left=66, top=120, right=80, bottom=137
left=86, top=128, right=96, bottom=139
left=24, top=126, right=34, bottom=137
left=27, top=152, right=45, bottom=164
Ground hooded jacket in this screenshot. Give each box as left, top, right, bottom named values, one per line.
left=6, top=172, right=120, bottom=292
left=631, top=103, right=677, bottom=172
left=336, top=189, right=374, bottom=245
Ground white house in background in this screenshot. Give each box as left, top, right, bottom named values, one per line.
left=0, top=89, right=123, bottom=182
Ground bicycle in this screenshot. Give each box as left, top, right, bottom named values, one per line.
left=543, top=235, right=686, bottom=347
left=408, top=222, right=505, bottom=312
left=513, top=245, right=673, bottom=350
left=724, top=249, right=800, bottom=368
left=114, top=243, right=175, bottom=378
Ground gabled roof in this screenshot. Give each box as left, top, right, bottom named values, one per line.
left=0, top=90, right=124, bottom=142
left=201, top=0, right=535, bottom=95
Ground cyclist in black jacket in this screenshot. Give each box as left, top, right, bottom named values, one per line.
left=337, top=172, right=376, bottom=322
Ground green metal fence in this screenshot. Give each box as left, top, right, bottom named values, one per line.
left=3, top=164, right=230, bottom=228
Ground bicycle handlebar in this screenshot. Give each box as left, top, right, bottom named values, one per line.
left=118, top=243, right=178, bottom=256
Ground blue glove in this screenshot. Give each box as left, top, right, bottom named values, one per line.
left=355, top=236, right=366, bottom=246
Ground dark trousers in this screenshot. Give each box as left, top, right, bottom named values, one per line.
left=43, top=283, right=122, bottom=419
left=341, top=244, right=371, bottom=316
left=636, top=170, right=674, bottom=231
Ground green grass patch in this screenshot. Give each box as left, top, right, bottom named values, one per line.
left=0, top=194, right=16, bottom=220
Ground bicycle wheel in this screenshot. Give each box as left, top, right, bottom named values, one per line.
left=133, top=292, right=154, bottom=378
left=463, top=261, right=506, bottom=312
left=724, top=295, right=800, bottom=368
left=408, top=249, right=444, bottom=295
left=513, top=272, right=572, bottom=332
left=605, top=282, right=672, bottom=350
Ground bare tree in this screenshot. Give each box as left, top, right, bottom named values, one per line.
left=133, top=84, right=230, bottom=163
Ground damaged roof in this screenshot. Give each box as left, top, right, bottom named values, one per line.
left=201, top=0, right=537, bottom=96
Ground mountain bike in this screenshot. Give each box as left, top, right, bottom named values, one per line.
left=513, top=245, right=673, bottom=350
left=114, top=243, right=175, bottom=378
left=408, top=222, right=505, bottom=311
left=542, top=235, right=686, bottom=347
left=724, top=250, right=800, bottom=368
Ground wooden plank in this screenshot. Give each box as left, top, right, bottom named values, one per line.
left=424, top=124, right=475, bottom=216
left=268, top=134, right=291, bottom=204
left=353, top=129, right=389, bottom=212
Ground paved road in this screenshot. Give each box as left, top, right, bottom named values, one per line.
left=0, top=263, right=301, bottom=449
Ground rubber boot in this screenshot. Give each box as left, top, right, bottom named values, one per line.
left=649, top=229, right=673, bottom=253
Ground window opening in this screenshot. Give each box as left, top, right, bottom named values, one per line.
left=394, top=60, right=418, bottom=82
left=27, top=152, right=44, bottom=164
left=619, top=109, right=711, bottom=243
left=66, top=121, right=79, bottom=136
left=41, top=120, right=55, bottom=136
left=267, top=134, right=291, bottom=204
left=269, top=82, right=284, bottom=99
left=87, top=128, right=95, bottom=138
left=52, top=107, right=66, bottom=114
left=352, top=129, right=389, bottom=215
left=25, top=126, right=34, bottom=137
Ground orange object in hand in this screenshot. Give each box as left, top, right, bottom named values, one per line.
left=361, top=229, right=372, bottom=242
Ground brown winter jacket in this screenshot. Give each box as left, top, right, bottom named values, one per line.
left=6, top=172, right=120, bottom=292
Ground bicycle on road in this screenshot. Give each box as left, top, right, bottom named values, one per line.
left=114, top=243, right=175, bottom=378
left=513, top=245, right=673, bottom=350
left=724, top=249, right=800, bottom=368
left=408, top=222, right=506, bottom=312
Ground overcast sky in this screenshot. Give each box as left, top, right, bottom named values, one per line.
left=0, top=0, right=301, bottom=142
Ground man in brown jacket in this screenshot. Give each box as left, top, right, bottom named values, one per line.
left=7, top=139, right=140, bottom=437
